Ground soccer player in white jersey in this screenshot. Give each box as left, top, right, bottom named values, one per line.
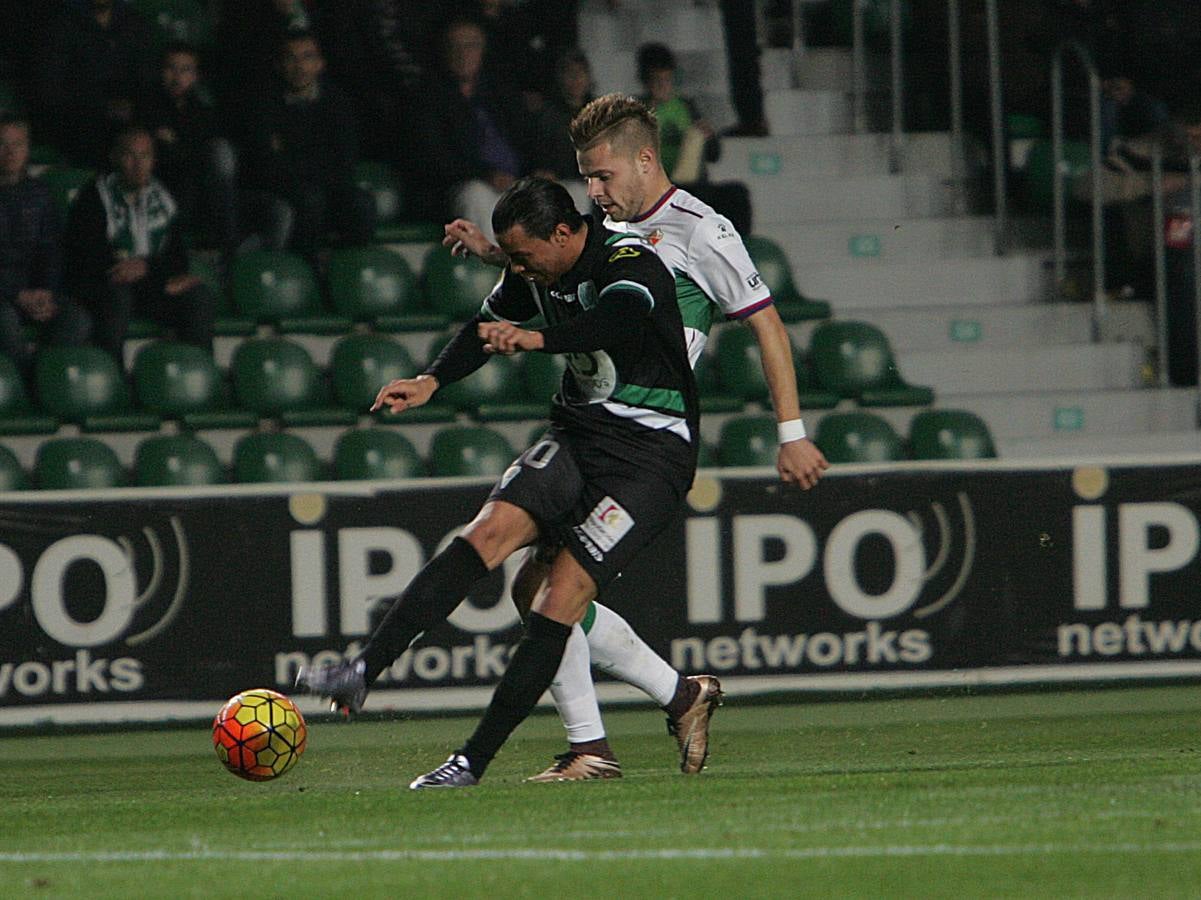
left=442, top=93, right=828, bottom=781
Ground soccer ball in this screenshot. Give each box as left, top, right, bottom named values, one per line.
left=212, top=689, right=307, bottom=781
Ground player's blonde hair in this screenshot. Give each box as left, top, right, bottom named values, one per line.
left=569, top=93, right=661, bottom=160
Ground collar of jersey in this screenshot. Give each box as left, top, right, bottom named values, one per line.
left=630, top=186, right=677, bottom=224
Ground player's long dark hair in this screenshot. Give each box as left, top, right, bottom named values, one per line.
left=492, top=176, right=584, bottom=240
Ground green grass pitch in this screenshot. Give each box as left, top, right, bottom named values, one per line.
left=3, top=685, right=1201, bottom=898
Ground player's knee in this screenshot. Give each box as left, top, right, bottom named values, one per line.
left=462, top=502, right=537, bottom=569
left=510, top=553, right=548, bottom=621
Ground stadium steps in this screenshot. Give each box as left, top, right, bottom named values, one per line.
left=897, top=342, right=1145, bottom=395
left=996, top=429, right=1201, bottom=460
left=710, top=132, right=958, bottom=180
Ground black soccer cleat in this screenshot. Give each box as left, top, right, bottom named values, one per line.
left=409, top=753, right=479, bottom=790
left=294, top=658, right=368, bottom=716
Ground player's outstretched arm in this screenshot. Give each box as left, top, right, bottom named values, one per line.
left=370, top=374, right=438, bottom=414
left=443, top=219, right=507, bottom=267
left=478, top=320, right=545, bottom=355
left=744, top=306, right=829, bottom=489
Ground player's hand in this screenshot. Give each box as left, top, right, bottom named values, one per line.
left=478, top=321, right=544, bottom=355
left=442, top=218, right=507, bottom=267
left=370, top=374, right=438, bottom=414
left=778, top=438, right=828, bottom=490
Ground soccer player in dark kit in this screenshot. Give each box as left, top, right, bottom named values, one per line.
left=297, top=175, right=705, bottom=788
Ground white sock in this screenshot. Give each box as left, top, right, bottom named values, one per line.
left=550, top=624, right=606, bottom=744
left=586, top=602, right=679, bottom=707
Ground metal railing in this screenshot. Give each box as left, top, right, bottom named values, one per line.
left=849, top=0, right=1006, bottom=251
left=1050, top=40, right=1106, bottom=337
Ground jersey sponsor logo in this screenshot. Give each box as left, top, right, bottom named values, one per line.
left=576, top=496, right=635, bottom=558
left=746, top=271, right=763, bottom=289
left=550, top=289, right=578, bottom=304
left=608, top=246, right=642, bottom=263
left=715, top=222, right=736, bottom=241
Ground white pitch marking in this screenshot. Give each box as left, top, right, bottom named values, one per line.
left=3, top=843, right=1201, bottom=864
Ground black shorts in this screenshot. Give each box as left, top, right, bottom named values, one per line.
left=487, top=426, right=690, bottom=589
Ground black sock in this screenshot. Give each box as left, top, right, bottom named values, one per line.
left=358, top=536, right=489, bottom=684
left=460, top=612, right=572, bottom=778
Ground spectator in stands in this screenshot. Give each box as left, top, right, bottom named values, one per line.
left=215, top=0, right=314, bottom=109
left=33, top=0, right=157, bottom=168
left=719, top=0, right=769, bottom=137
left=315, top=0, right=447, bottom=175
left=238, top=30, right=375, bottom=261
left=636, top=42, right=752, bottom=236
left=0, top=116, right=91, bottom=384
left=422, top=17, right=529, bottom=241
left=137, top=42, right=242, bottom=267
left=527, top=47, right=595, bottom=212
left=65, top=127, right=214, bottom=366
left=1159, top=97, right=1201, bottom=386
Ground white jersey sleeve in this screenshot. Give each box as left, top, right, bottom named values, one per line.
left=686, top=214, right=774, bottom=320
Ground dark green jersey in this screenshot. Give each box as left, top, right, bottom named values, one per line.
left=481, top=217, right=699, bottom=451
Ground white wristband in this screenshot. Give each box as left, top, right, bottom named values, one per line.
left=778, top=419, right=807, bottom=444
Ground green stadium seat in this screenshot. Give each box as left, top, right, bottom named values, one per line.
left=35, top=437, right=125, bottom=489
left=190, top=252, right=253, bottom=336
left=422, top=245, right=503, bottom=320
left=331, top=334, right=416, bottom=410
left=711, top=327, right=839, bottom=410
left=328, top=246, right=441, bottom=330
left=694, top=351, right=743, bottom=414
left=809, top=320, right=934, bottom=407
left=35, top=346, right=160, bottom=431
left=131, top=0, right=213, bottom=47
left=717, top=414, right=777, bottom=467
left=233, top=432, right=322, bottom=483
left=354, top=162, right=442, bottom=243
left=42, top=168, right=95, bottom=220
left=231, top=338, right=356, bottom=427
left=909, top=409, right=997, bottom=460
left=134, top=434, right=224, bottom=486
left=1022, top=138, right=1091, bottom=211
left=231, top=250, right=349, bottom=333
left=815, top=411, right=905, bottom=464
left=696, top=440, right=717, bottom=468
left=521, top=352, right=566, bottom=401
left=743, top=235, right=831, bottom=321
left=428, top=425, right=515, bottom=477
left=428, top=331, right=543, bottom=421
left=0, top=444, right=28, bottom=491
left=334, top=428, right=425, bottom=480
left=132, top=341, right=255, bottom=429
left=0, top=355, right=57, bottom=435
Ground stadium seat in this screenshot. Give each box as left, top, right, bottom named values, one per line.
left=742, top=235, right=831, bottom=321
left=0, top=354, right=57, bottom=435
left=231, top=250, right=349, bottom=333
left=710, top=327, right=840, bottom=411
left=717, top=414, right=777, bottom=467
left=521, top=352, right=566, bottom=400
left=327, top=247, right=443, bottom=330
left=909, top=409, right=997, bottom=460
left=233, top=432, right=322, bottom=483
left=0, top=444, right=27, bottom=491
left=231, top=338, right=356, bottom=427
left=422, top=245, right=503, bottom=320
left=330, top=333, right=416, bottom=411
left=35, top=346, right=160, bottom=431
left=427, top=331, right=543, bottom=421
left=354, top=162, right=442, bottom=243
left=132, top=341, right=255, bottom=429
left=809, top=320, right=934, bottom=406
left=35, top=437, right=125, bottom=489
left=132, top=0, right=213, bottom=47
left=428, top=426, right=515, bottom=477
left=42, top=167, right=94, bottom=219
left=1022, top=138, right=1091, bottom=211
left=334, top=428, right=425, bottom=480
left=693, top=351, right=743, bottom=414
left=814, top=411, right=905, bottom=464
left=134, top=434, right=224, bottom=486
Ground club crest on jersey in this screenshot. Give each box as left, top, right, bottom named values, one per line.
left=608, top=246, right=642, bottom=262
left=648, top=229, right=664, bottom=246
